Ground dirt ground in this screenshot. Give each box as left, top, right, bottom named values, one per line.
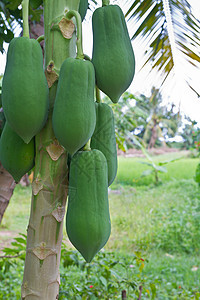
left=117, top=146, right=181, bottom=157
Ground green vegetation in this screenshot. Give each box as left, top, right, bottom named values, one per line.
left=115, top=153, right=198, bottom=187
left=1, top=152, right=200, bottom=299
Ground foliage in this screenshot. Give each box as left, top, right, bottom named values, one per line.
left=140, top=88, right=181, bottom=148
left=0, top=233, right=26, bottom=260
left=0, top=0, right=19, bottom=53
left=131, top=136, right=182, bottom=185
left=0, top=234, right=26, bottom=298
left=103, top=92, right=148, bottom=151
left=180, top=116, right=200, bottom=151
left=194, top=162, right=200, bottom=186
left=0, top=236, right=151, bottom=299
left=114, top=152, right=198, bottom=187
left=104, top=89, right=181, bottom=151
left=59, top=249, right=149, bottom=299
left=125, top=0, right=200, bottom=95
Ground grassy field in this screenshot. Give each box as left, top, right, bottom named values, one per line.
left=1, top=151, right=200, bottom=299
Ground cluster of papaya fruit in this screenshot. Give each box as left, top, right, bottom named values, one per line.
left=52, top=0, right=135, bottom=262
left=0, top=0, right=135, bottom=262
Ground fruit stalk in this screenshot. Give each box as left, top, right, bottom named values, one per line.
left=102, top=0, right=109, bottom=6
left=21, top=0, right=80, bottom=299
left=83, top=138, right=91, bottom=151
left=96, top=86, right=101, bottom=103
left=22, top=0, right=30, bottom=38
left=65, top=10, right=84, bottom=59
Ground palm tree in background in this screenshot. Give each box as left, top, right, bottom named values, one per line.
left=124, top=0, right=200, bottom=96
left=141, top=87, right=181, bottom=148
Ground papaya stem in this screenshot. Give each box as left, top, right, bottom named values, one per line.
left=96, top=86, right=101, bottom=103
left=37, top=35, right=45, bottom=43
left=102, top=0, right=110, bottom=6
left=83, top=139, right=91, bottom=151
left=65, top=10, right=84, bottom=59
left=22, top=0, right=30, bottom=38
left=84, top=54, right=91, bottom=61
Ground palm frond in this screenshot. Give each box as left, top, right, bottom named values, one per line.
left=125, top=0, right=200, bottom=95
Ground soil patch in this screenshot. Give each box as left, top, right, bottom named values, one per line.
left=117, top=147, right=185, bottom=157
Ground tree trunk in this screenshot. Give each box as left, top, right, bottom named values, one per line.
left=0, top=162, right=16, bottom=224
left=21, top=0, right=79, bottom=299
left=148, top=119, right=157, bottom=149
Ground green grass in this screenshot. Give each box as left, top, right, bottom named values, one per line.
left=1, top=151, right=200, bottom=298
left=0, top=185, right=31, bottom=235
left=108, top=179, right=200, bottom=254
left=114, top=153, right=199, bottom=187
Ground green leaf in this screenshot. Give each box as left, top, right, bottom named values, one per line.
left=100, top=276, right=107, bottom=287
left=125, top=0, right=200, bottom=95
left=2, top=29, right=14, bottom=43
left=141, top=169, right=153, bottom=177
left=194, top=163, right=200, bottom=184
left=158, top=157, right=182, bottom=166
left=154, top=165, right=167, bottom=173
left=150, top=283, right=157, bottom=299
left=139, top=161, right=154, bottom=167
left=30, top=8, right=43, bottom=22
left=14, top=237, right=26, bottom=245
left=6, top=0, right=22, bottom=10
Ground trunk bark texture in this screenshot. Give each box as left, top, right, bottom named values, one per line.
left=0, top=162, right=16, bottom=224
left=21, top=0, right=80, bottom=298
left=148, top=119, right=157, bottom=149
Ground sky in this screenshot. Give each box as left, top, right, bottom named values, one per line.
left=0, top=0, right=200, bottom=124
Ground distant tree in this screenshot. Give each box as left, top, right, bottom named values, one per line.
left=140, top=87, right=181, bottom=148
left=103, top=92, right=148, bottom=151
left=104, top=89, right=181, bottom=150
left=180, top=117, right=200, bottom=150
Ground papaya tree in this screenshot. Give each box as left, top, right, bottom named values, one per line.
left=0, top=0, right=135, bottom=298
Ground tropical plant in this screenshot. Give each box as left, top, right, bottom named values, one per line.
left=180, top=116, right=200, bottom=150
left=128, top=134, right=181, bottom=185
left=141, top=87, right=181, bottom=148
left=125, top=0, right=200, bottom=96
left=104, top=89, right=181, bottom=150
left=103, top=92, right=148, bottom=151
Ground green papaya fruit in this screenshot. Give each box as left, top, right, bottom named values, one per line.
left=0, top=122, right=35, bottom=183
left=2, top=37, right=49, bottom=143
left=66, top=149, right=111, bottom=262
left=29, top=0, right=43, bottom=9
left=52, top=57, right=96, bottom=156
left=91, top=102, right=117, bottom=186
left=0, top=110, right=6, bottom=136
left=92, top=5, right=135, bottom=103
left=79, top=0, right=88, bottom=21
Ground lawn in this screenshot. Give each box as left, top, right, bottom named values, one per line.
left=1, top=150, right=200, bottom=299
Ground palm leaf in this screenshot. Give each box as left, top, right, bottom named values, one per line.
left=125, top=0, right=200, bottom=95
